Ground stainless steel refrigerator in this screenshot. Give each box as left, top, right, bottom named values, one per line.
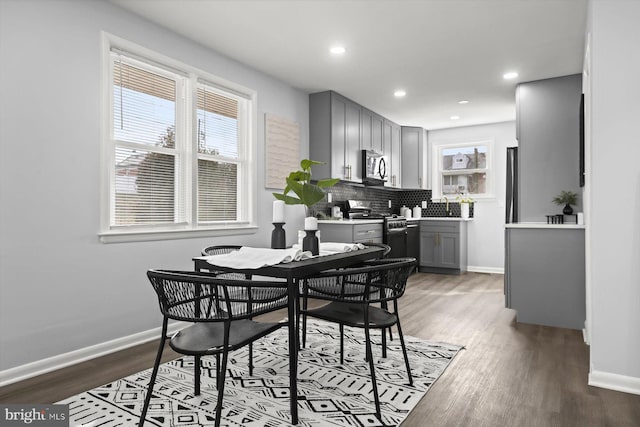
left=505, top=147, right=518, bottom=223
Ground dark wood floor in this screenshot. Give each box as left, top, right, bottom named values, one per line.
left=2, top=272, right=639, bottom=426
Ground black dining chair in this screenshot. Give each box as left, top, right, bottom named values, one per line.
left=362, top=243, right=394, bottom=341
left=199, top=244, right=289, bottom=375
left=300, top=243, right=391, bottom=347
left=140, top=269, right=289, bottom=427
left=298, top=257, right=417, bottom=422
left=364, top=242, right=392, bottom=258
left=201, top=244, right=243, bottom=257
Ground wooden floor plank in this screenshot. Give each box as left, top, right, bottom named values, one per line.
left=1, top=272, right=639, bottom=426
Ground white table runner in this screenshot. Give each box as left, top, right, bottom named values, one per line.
left=197, top=242, right=366, bottom=269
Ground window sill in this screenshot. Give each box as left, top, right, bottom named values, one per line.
left=99, top=224, right=258, bottom=243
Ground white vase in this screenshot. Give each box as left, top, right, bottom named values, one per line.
left=460, top=202, right=470, bottom=219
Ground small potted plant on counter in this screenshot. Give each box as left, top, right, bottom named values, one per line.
left=553, top=190, right=578, bottom=215
left=456, top=193, right=473, bottom=219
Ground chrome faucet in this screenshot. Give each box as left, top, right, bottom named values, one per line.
left=442, top=196, right=450, bottom=215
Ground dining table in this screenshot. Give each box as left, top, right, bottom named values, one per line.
left=193, top=245, right=384, bottom=425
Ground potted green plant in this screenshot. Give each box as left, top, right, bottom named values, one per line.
left=552, top=190, right=578, bottom=215
left=272, top=159, right=339, bottom=254
left=272, top=159, right=339, bottom=218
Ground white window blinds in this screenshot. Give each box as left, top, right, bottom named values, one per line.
left=111, top=54, right=183, bottom=226
left=196, top=85, right=240, bottom=222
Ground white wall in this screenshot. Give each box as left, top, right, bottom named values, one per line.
left=0, top=0, right=309, bottom=372
left=588, top=0, right=640, bottom=390
left=428, top=121, right=516, bottom=273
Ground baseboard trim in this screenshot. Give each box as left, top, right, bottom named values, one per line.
left=582, top=320, right=590, bottom=345
left=467, top=266, right=504, bottom=275
left=589, top=370, right=640, bottom=395
left=0, top=321, right=186, bottom=387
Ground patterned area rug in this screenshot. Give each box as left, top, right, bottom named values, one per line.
left=59, top=320, right=463, bottom=426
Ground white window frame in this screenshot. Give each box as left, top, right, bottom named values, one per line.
left=99, top=33, right=257, bottom=243
left=431, top=139, right=495, bottom=202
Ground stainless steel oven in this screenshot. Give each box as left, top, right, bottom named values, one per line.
left=383, top=215, right=407, bottom=258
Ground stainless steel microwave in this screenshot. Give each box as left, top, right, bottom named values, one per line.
left=361, top=150, right=388, bottom=185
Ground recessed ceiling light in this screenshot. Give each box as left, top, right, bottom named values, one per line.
left=450, top=115, right=460, bottom=120
left=394, top=90, right=406, bottom=98
left=503, top=71, right=519, bottom=80
left=329, top=46, right=346, bottom=55
left=458, top=100, right=469, bottom=104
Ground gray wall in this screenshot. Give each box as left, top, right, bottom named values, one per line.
left=0, top=0, right=309, bottom=371
left=588, top=0, right=640, bottom=383
left=428, top=121, right=517, bottom=273
left=517, top=74, right=583, bottom=222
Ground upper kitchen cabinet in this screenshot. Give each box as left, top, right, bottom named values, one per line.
left=383, top=118, right=402, bottom=188
left=516, top=74, right=582, bottom=222
left=362, top=108, right=384, bottom=153
left=310, top=91, right=362, bottom=182
left=401, top=126, right=426, bottom=188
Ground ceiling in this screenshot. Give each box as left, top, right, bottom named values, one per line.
left=111, top=0, right=587, bottom=130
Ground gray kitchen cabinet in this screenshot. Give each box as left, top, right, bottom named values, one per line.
left=362, top=108, right=384, bottom=154
left=318, top=221, right=383, bottom=244
left=419, top=220, right=467, bottom=274
left=504, top=226, right=585, bottom=330
left=401, top=126, right=425, bottom=188
left=310, top=91, right=362, bottom=182
left=383, top=118, right=402, bottom=188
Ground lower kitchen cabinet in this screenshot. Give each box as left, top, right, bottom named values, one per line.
left=318, top=221, right=383, bottom=244
left=419, top=220, right=467, bottom=274
left=504, top=226, right=585, bottom=330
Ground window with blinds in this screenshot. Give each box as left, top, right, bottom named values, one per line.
left=104, top=41, right=254, bottom=239
left=196, top=85, right=239, bottom=223
left=111, top=55, right=183, bottom=226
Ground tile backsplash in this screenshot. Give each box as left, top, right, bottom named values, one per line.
left=311, top=181, right=473, bottom=218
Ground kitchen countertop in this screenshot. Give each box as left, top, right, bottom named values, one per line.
left=319, top=217, right=474, bottom=224
left=505, top=222, right=584, bottom=229
left=318, top=219, right=383, bottom=225
left=409, top=217, right=474, bottom=222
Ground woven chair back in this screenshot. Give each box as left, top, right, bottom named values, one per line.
left=303, top=257, right=416, bottom=304
left=201, top=245, right=242, bottom=256
left=147, top=270, right=288, bottom=322
left=365, top=243, right=392, bottom=258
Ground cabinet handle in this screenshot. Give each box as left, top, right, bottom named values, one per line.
left=419, top=177, right=422, bottom=188
left=436, top=232, right=440, bottom=246
left=346, top=164, right=352, bottom=180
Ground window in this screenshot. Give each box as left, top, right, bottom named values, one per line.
left=431, top=140, right=494, bottom=200
left=101, top=36, right=256, bottom=242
